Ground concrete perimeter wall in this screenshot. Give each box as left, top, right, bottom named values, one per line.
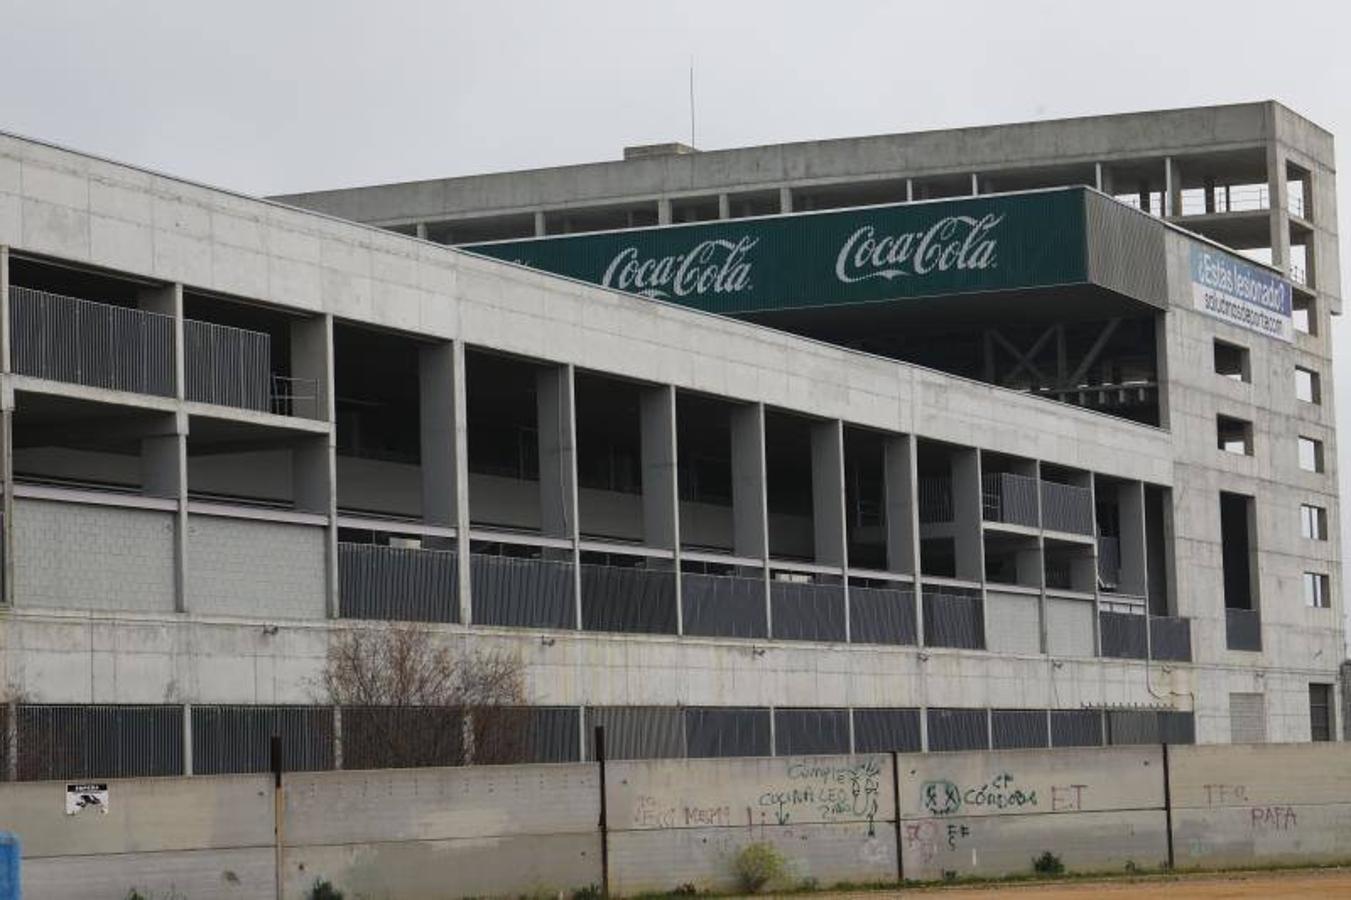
left=0, top=744, right=1347, bottom=898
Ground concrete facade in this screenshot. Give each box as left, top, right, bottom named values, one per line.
left=0, top=101, right=1342, bottom=778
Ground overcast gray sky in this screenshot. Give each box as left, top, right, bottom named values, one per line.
left=2, top=0, right=1349, bottom=619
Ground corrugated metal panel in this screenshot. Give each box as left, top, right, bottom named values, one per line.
left=1040, top=480, right=1094, bottom=534
left=774, top=708, right=850, bottom=756
left=917, top=477, right=953, bottom=523
left=339, top=543, right=458, bottom=623
left=684, top=708, right=771, bottom=758
left=1229, top=693, right=1267, bottom=744
left=1100, top=610, right=1148, bottom=659
left=193, top=705, right=334, bottom=774
left=849, top=585, right=917, bottom=645
left=1225, top=608, right=1262, bottom=651
left=17, top=704, right=183, bottom=780
left=183, top=318, right=271, bottom=411
left=1051, top=709, right=1104, bottom=747
left=1084, top=191, right=1168, bottom=308
left=991, top=709, right=1049, bottom=749
left=853, top=708, right=921, bottom=753
left=770, top=580, right=846, bottom=642
left=681, top=572, right=767, bottom=639
left=471, top=554, right=575, bottom=629
left=580, top=564, right=678, bottom=634
left=0, top=703, right=9, bottom=780
left=587, top=707, right=685, bottom=760
left=982, top=473, right=1038, bottom=526
left=1150, top=616, right=1192, bottom=661
left=340, top=706, right=464, bottom=770
left=927, top=708, right=989, bottom=752
left=518, top=707, right=582, bottom=763
left=1160, top=711, right=1196, bottom=745
left=923, top=589, right=984, bottom=649
left=9, top=287, right=175, bottom=397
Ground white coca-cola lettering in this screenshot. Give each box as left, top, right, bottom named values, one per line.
left=601, top=237, right=757, bottom=299
left=834, top=214, right=1003, bottom=283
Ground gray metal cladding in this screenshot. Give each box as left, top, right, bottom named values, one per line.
left=983, top=473, right=1039, bottom=526
left=16, top=704, right=183, bottom=780
left=1051, top=709, right=1104, bottom=747
left=1039, top=480, right=1095, bottom=534
left=339, top=706, right=464, bottom=770
left=9, top=287, right=175, bottom=397
left=338, top=543, right=459, bottom=623
left=923, top=589, right=984, bottom=649
left=517, top=707, right=583, bottom=763
left=770, top=580, right=846, bottom=642
left=1225, top=608, right=1262, bottom=651
left=192, top=705, right=334, bottom=775
left=1159, top=711, right=1196, bottom=745
left=580, top=564, right=677, bottom=634
left=680, top=572, right=768, bottom=639
left=1100, top=610, right=1148, bottom=659
left=1149, top=616, right=1193, bottom=662
left=927, top=708, right=989, bottom=752
left=848, top=585, right=917, bottom=645
left=684, top=707, right=772, bottom=758
left=852, top=708, right=921, bottom=753
left=1105, top=710, right=1193, bottom=746
left=1084, top=191, right=1168, bottom=308
left=183, top=317, right=271, bottom=411
left=587, top=707, right=686, bottom=760
left=991, top=709, right=1050, bottom=749
left=471, top=554, right=575, bottom=629
left=774, top=708, right=850, bottom=756
left=917, top=476, right=954, bottom=523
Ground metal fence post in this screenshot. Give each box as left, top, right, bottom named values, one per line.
left=595, top=724, right=609, bottom=898
left=271, top=734, right=284, bottom=900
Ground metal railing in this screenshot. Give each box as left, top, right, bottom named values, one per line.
left=471, top=554, right=575, bottom=629
left=1176, top=184, right=1270, bottom=216
left=1226, top=608, right=1262, bottom=652
left=1099, top=610, right=1147, bottom=659
left=1149, top=616, right=1192, bottom=662
left=1044, top=560, right=1073, bottom=591
left=338, top=542, right=458, bottom=623
left=1040, top=480, right=1094, bottom=534
left=982, top=472, right=1039, bottom=526
left=580, top=563, right=677, bottom=634
left=1288, top=191, right=1307, bottom=219
left=1290, top=263, right=1309, bottom=287
left=10, top=286, right=175, bottom=396
left=15, top=704, right=184, bottom=781
left=183, top=318, right=267, bottom=412
left=849, top=584, right=917, bottom=645
left=770, top=579, right=846, bottom=642
left=917, top=476, right=953, bottom=523
left=681, top=572, right=767, bottom=639
left=923, top=590, right=984, bottom=649
left=1097, top=536, right=1121, bottom=589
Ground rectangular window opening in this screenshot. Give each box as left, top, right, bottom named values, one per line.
left=1303, top=572, right=1330, bottom=608
left=1300, top=504, right=1327, bottom=541
left=1298, top=436, right=1324, bottom=473
left=1217, top=415, right=1253, bottom=456
left=1309, top=684, right=1333, bottom=741
left=1295, top=367, right=1321, bottom=404
left=1213, top=340, right=1250, bottom=382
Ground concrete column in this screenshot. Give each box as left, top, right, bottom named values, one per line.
left=640, top=385, right=678, bottom=551
left=905, top=180, right=914, bottom=203
left=138, top=284, right=188, bottom=612
left=1164, top=157, right=1182, bottom=217
left=290, top=315, right=337, bottom=615
left=951, top=448, right=983, bottom=583
left=533, top=211, right=547, bottom=237
left=717, top=194, right=731, bottom=220
left=0, top=403, right=12, bottom=609
left=883, top=434, right=917, bottom=575
left=657, top=198, right=673, bottom=225
left=730, top=403, right=767, bottom=561
left=182, top=702, right=193, bottom=776
left=450, top=343, right=472, bottom=623
left=1094, top=163, right=1104, bottom=192
left=290, top=315, right=332, bottom=422
left=970, top=173, right=980, bottom=196
left=536, top=365, right=581, bottom=626
left=419, top=342, right=457, bottom=529
left=1266, top=143, right=1291, bottom=269
left=414, top=222, right=428, bottom=241
left=810, top=420, right=847, bottom=569
left=1030, top=461, right=1048, bottom=653
left=778, top=187, right=793, bottom=214
left=0, top=245, right=9, bottom=375
left=1117, top=482, right=1147, bottom=596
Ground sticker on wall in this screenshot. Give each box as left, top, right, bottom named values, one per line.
left=65, top=783, right=109, bottom=815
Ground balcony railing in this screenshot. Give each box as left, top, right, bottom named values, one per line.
left=580, top=563, right=677, bottom=634
left=917, top=476, right=953, bottom=523
left=982, top=472, right=1039, bottom=527
left=770, top=578, right=846, bottom=642
left=1149, top=616, right=1192, bottom=662
left=1040, top=480, right=1094, bottom=535
left=849, top=584, right=917, bottom=645
left=10, top=286, right=175, bottom=397
left=681, top=572, right=767, bottom=639
left=923, top=590, right=984, bottom=649
left=471, top=553, right=575, bottom=629
left=1099, top=610, right=1147, bottom=659
left=1225, top=607, right=1262, bottom=652
left=1097, top=536, right=1121, bottom=589
left=338, top=542, right=458, bottom=623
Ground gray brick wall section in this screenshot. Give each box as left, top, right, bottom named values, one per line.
left=14, top=498, right=176, bottom=612
left=186, top=516, right=326, bottom=619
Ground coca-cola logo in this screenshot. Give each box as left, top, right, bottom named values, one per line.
left=601, top=236, right=756, bottom=299
left=834, top=214, right=1003, bottom=283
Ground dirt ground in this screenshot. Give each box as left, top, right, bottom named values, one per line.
left=794, top=868, right=1351, bottom=899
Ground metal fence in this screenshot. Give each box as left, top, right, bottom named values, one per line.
left=922, top=590, right=984, bottom=649
left=848, top=584, right=918, bottom=645
left=1100, top=610, right=1148, bottom=659
left=471, top=553, right=576, bottom=629
left=183, top=318, right=272, bottom=412
left=774, top=708, right=850, bottom=755
left=992, top=709, right=1051, bottom=749
left=680, top=571, right=767, bottom=639
left=338, top=542, right=459, bottom=623
left=1106, top=710, right=1195, bottom=745
left=1226, top=607, right=1262, bottom=652
left=580, top=563, right=678, bottom=634
left=1097, top=536, right=1120, bottom=588
left=192, top=705, right=335, bottom=775
left=927, top=707, right=989, bottom=751
left=1051, top=709, right=1104, bottom=747
left=1040, top=480, right=1094, bottom=534
left=685, top=707, right=772, bottom=758
left=852, top=708, right=921, bottom=753
left=917, top=476, right=953, bottom=523
left=1149, top=616, right=1192, bottom=662
left=982, top=472, right=1039, bottom=526
left=10, top=286, right=175, bottom=396
left=15, top=704, right=183, bottom=781
left=770, top=579, right=846, bottom=642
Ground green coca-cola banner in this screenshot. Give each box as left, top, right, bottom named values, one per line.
left=462, top=187, right=1088, bottom=314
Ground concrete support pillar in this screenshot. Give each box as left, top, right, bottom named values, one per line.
left=414, top=222, right=428, bottom=241
left=883, top=434, right=917, bottom=575
left=811, top=420, right=847, bottom=569
left=640, top=385, right=679, bottom=551
left=905, top=180, right=914, bottom=202
left=657, top=198, right=673, bottom=225
left=1067, top=471, right=1096, bottom=593
left=1117, top=482, right=1147, bottom=597
left=419, top=342, right=457, bottom=529
left=450, top=342, right=472, bottom=624
left=0, top=402, right=12, bottom=610
left=0, top=245, right=10, bottom=375
left=1266, top=143, right=1291, bottom=269
left=533, top=211, right=547, bottom=237
left=717, top=194, right=731, bottom=220
left=290, top=314, right=337, bottom=615
left=182, top=703, right=193, bottom=776
left=536, top=365, right=578, bottom=541
left=729, top=403, right=767, bottom=561
left=778, top=187, right=793, bottom=214
left=970, top=173, right=980, bottom=196
left=951, top=448, right=983, bottom=583
left=291, top=315, right=332, bottom=423
left=1164, top=157, right=1182, bottom=217
left=1094, top=163, right=1104, bottom=192
left=138, top=284, right=188, bottom=612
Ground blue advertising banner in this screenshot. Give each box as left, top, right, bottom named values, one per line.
left=1190, top=246, right=1293, bottom=342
